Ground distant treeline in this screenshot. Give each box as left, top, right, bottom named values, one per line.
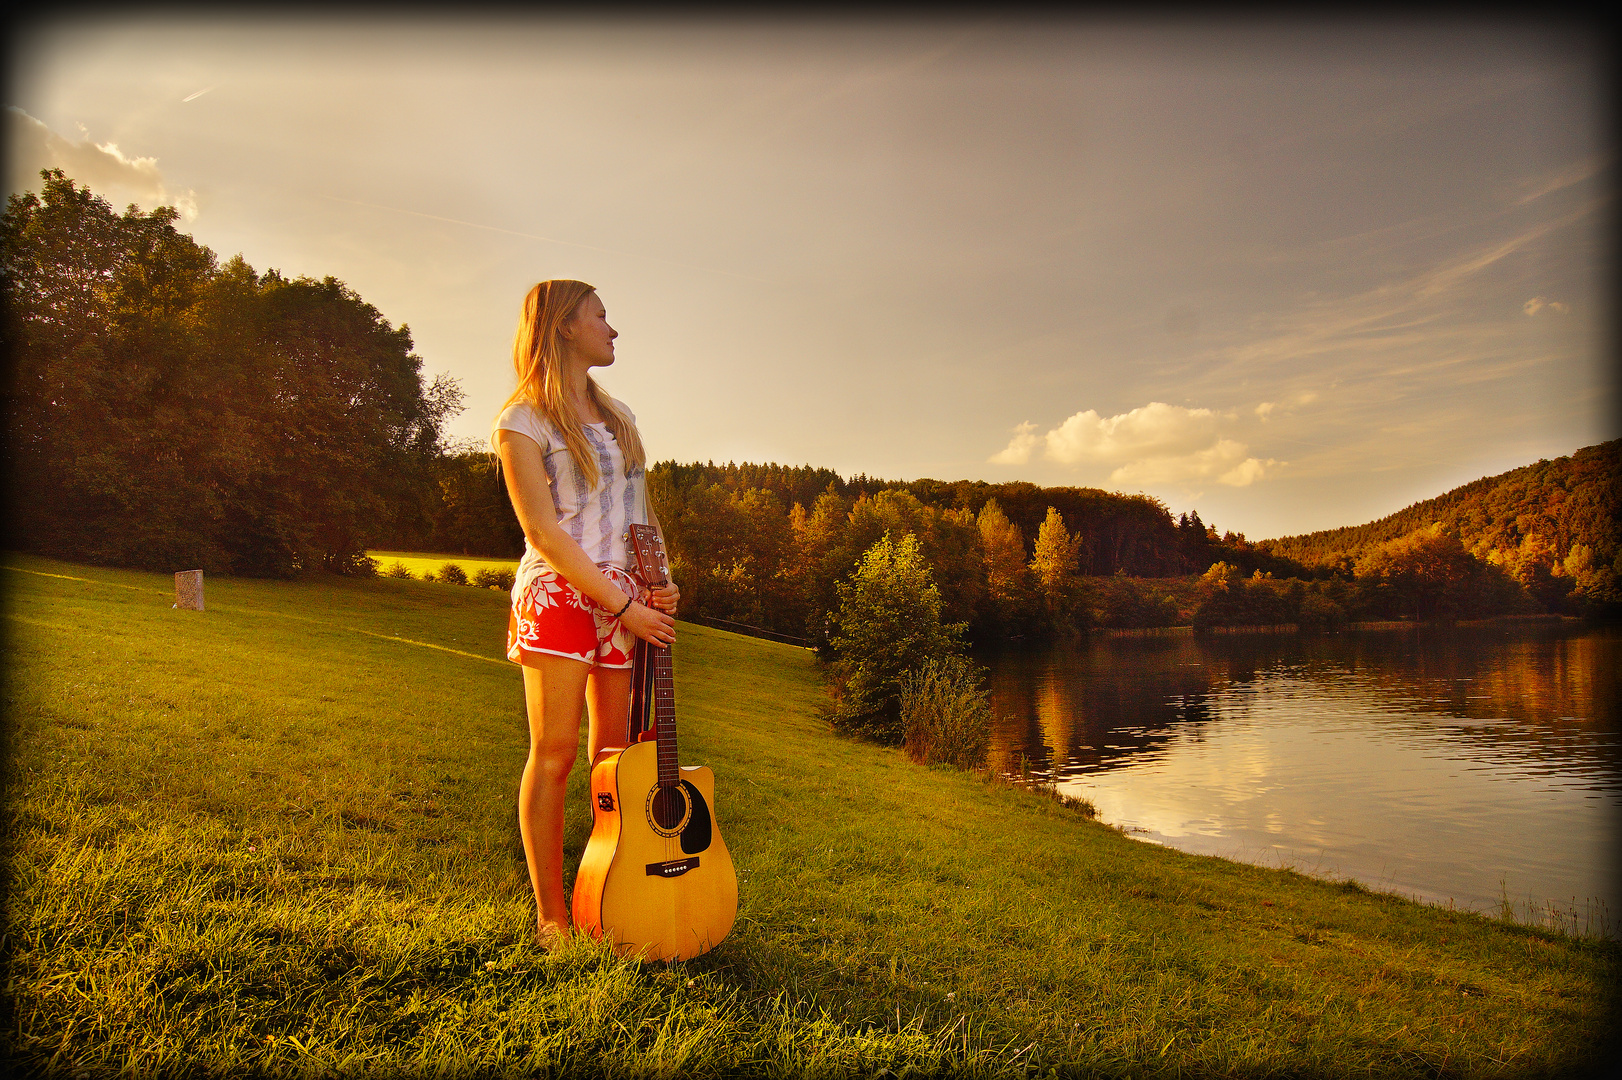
left=645, top=458, right=1619, bottom=639
left=378, top=455, right=1302, bottom=642
left=375, top=445, right=1622, bottom=639
left=644, top=461, right=1277, bottom=643
left=4, top=171, right=459, bottom=576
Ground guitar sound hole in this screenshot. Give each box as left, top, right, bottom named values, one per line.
left=652, top=785, right=688, bottom=831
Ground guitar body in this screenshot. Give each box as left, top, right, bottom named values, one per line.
left=572, top=740, right=738, bottom=961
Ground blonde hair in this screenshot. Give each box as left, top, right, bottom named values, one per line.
left=495, top=279, right=646, bottom=490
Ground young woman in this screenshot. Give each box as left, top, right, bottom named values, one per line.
left=490, top=279, right=678, bottom=942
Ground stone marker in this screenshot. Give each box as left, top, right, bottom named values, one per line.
left=175, top=570, right=204, bottom=611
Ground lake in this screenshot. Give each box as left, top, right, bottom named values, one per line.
left=978, top=623, right=1620, bottom=932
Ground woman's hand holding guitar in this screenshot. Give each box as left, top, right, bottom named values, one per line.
left=620, top=592, right=675, bottom=646
left=649, top=581, right=679, bottom=617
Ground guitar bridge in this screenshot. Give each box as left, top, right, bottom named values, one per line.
left=645, top=857, right=699, bottom=878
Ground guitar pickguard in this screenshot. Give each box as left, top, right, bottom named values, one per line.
left=679, top=778, right=712, bottom=856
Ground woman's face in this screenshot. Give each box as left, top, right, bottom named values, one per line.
left=565, top=293, right=617, bottom=368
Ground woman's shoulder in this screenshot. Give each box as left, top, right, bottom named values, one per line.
left=492, top=400, right=559, bottom=450
left=607, top=395, right=636, bottom=423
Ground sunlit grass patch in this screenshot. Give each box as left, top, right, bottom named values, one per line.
left=367, top=550, right=519, bottom=583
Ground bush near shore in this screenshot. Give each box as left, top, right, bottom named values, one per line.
left=4, top=554, right=1614, bottom=1077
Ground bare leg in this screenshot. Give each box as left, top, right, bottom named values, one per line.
left=586, top=667, right=634, bottom=764
left=519, top=655, right=591, bottom=938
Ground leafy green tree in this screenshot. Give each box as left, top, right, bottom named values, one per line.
left=846, top=489, right=984, bottom=633
left=426, top=450, right=523, bottom=557
left=2, top=170, right=458, bottom=576
left=828, top=532, right=965, bottom=743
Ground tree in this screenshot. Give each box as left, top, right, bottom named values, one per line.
left=789, top=483, right=854, bottom=643
left=1030, top=506, right=1088, bottom=631
left=828, top=533, right=965, bottom=744
left=1354, top=524, right=1529, bottom=620
left=2, top=170, right=458, bottom=576
left=977, top=499, right=1035, bottom=636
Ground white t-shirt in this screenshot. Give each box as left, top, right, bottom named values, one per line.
left=492, top=398, right=648, bottom=578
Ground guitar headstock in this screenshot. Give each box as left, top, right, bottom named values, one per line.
left=627, top=523, right=669, bottom=589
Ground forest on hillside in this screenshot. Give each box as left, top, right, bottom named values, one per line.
left=1258, top=441, right=1620, bottom=597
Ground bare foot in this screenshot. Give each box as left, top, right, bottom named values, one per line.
left=537, top=921, right=569, bottom=950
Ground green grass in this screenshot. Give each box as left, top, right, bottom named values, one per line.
left=367, top=551, right=519, bottom=581
left=2, top=553, right=1615, bottom=1077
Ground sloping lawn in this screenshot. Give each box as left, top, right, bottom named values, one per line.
left=2, top=554, right=1614, bottom=1077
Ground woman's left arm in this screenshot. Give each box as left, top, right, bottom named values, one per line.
left=645, top=498, right=680, bottom=616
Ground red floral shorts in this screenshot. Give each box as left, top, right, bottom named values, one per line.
left=506, top=564, right=642, bottom=669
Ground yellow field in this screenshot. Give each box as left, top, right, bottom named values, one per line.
left=368, top=550, right=520, bottom=579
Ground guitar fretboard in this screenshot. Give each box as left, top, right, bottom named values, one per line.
left=629, top=524, right=680, bottom=793
left=651, top=641, right=677, bottom=790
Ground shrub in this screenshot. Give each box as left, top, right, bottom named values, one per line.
left=828, top=532, right=966, bottom=744
left=1090, top=575, right=1182, bottom=628
left=1192, top=563, right=1294, bottom=628
left=900, top=654, right=992, bottom=770
left=437, top=562, right=468, bottom=586
left=472, top=566, right=515, bottom=591
left=324, top=552, right=379, bottom=577
left=1296, top=591, right=1347, bottom=633
left=381, top=561, right=415, bottom=579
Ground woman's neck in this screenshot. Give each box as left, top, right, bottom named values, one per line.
left=560, top=363, right=603, bottom=424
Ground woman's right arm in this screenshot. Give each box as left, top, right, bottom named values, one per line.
left=494, top=429, right=675, bottom=646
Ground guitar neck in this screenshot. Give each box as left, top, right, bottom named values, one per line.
left=628, top=522, right=679, bottom=790
left=650, top=640, right=677, bottom=789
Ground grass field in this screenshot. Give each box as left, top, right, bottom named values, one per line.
left=3, top=553, right=1616, bottom=1077
left=366, top=551, right=520, bottom=581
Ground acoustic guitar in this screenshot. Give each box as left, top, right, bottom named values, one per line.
left=571, top=524, right=738, bottom=960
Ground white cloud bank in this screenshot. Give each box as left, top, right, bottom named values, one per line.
left=990, top=401, right=1280, bottom=487
left=5, top=106, right=197, bottom=220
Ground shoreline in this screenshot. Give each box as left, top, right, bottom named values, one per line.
left=1092, top=613, right=1586, bottom=637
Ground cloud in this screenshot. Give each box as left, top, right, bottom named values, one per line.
left=991, top=401, right=1280, bottom=488
left=1045, top=402, right=1222, bottom=465
left=1110, top=438, right=1277, bottom=488
left=1254, top=402, right=1275, bottom=420
left=989, top=421, right=1038, bottom=465
left=1513, top=157, right=1608, bottom=206
left=5, top=106, right=197, bottom=220
left=1522, top=296, right=1570, bottom=316
left=1198, top=204, right=1598, bottom=398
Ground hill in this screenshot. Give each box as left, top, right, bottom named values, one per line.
left=1259, top=441, right=1618, bottom=567
left=2, top=554, right=1614, bottom=1076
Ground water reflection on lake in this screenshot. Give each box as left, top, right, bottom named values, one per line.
left=978, top=625, right=1620, bottom=922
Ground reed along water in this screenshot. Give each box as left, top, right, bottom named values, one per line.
left=979, top=623, right=1619, bottom=931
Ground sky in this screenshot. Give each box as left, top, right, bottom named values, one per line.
left=6, top=15, right=1613, bottom=540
